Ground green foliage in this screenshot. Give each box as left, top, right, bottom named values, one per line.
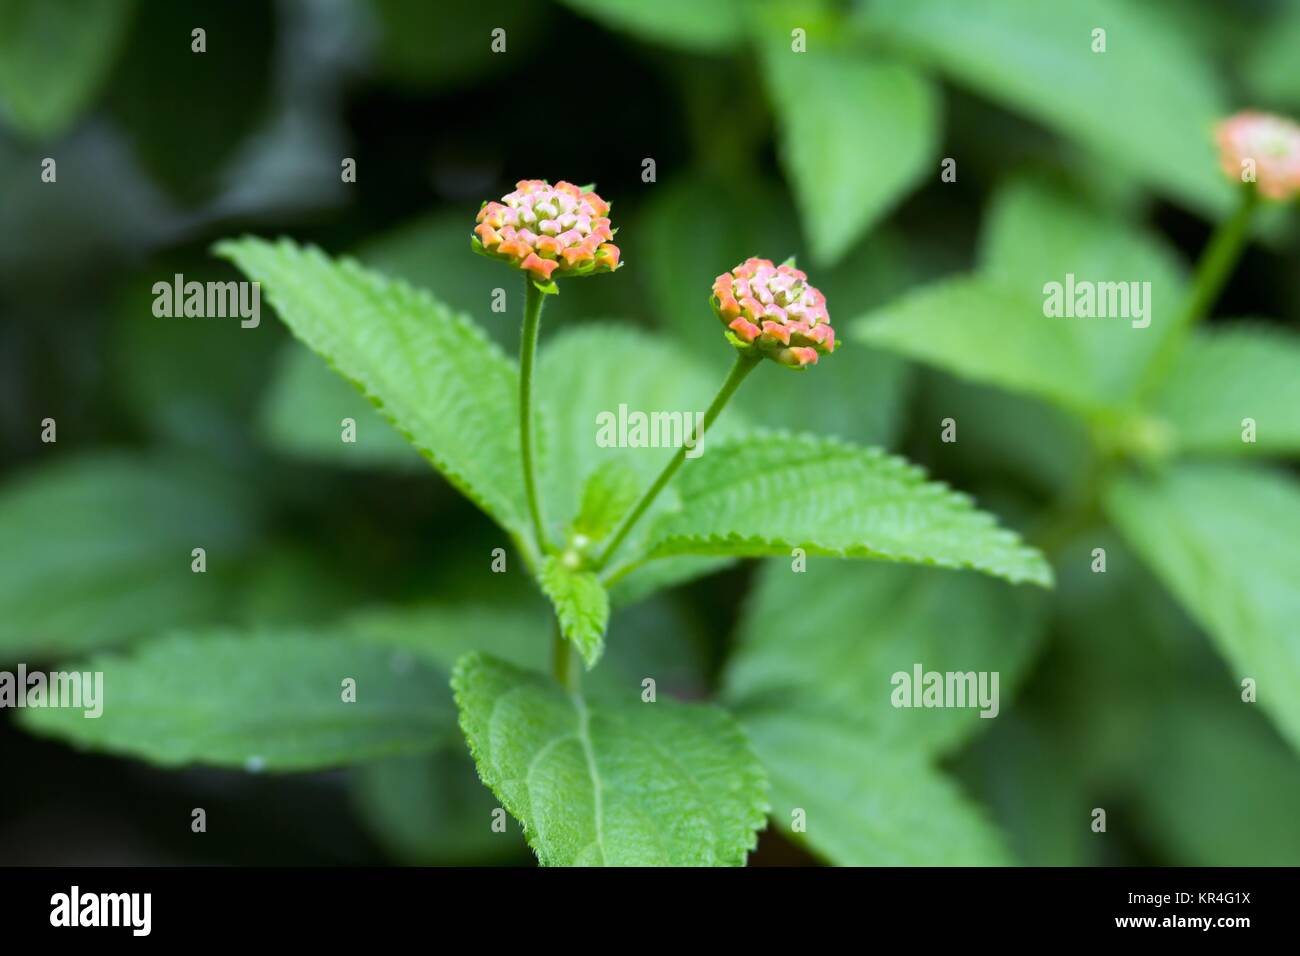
left=539, top=556, right=610, bottom=668
left=0, top=453, right=260, bottom=658
left=646, top=432, right=1053, bottom=587
left=861, top=0, right=1233, bottom=215
left=740, top=709, right=1011, bottom=865
left=572, top=460, right=642, bottom=542
left=761, top=45, right=939, bottom=267
left=1105, top=464, right=1300, bottom=755
left=0, top=0, right=134, bottom=139
left=1152, top=324, right=1300, bottom=458
left=19, top=632, right=453, bottom=770
left=453, top=653, right=768, bottom=866
left=556, top=0, right=742, bottom=52
left=216, top=239, right=531, bottom=545
left=727, top=561, right=1047, bottom=756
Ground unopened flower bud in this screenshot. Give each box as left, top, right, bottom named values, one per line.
left=710, top=257, right=836, bottom=367
left=1215, top=111, right=1300, bottom=201
left=473, top=180, right=622, bottom=283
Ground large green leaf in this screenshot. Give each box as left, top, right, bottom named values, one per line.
left=555, top=0, right=741, bottom=52
left=643, top=432, right=1053, bottom=587
left=860, top=0, right=1232, bottom=215
left=1152, top=324, right=1300, bottom=458
left=854, top=179, right=1187, bottom=417
left=762, top=45, right=939, bottom=267
left=726, top=561, right=1047, bottom=756
left=0, top=0, right=135, bottom=139
left=18, top=632, right=453, bottom=770
left=215, top=238, right=529, bottom=543
left=539, top=555, right=609, bottom=668
left=260, top=344, right=425, bottom=469
left=0, top=453, right=260, bottom=658
left=1105, top=463, right=1300, bottom=754
left=741, top=708, right=1011, bottom=865
left=452, top=653, right=768, bottom=866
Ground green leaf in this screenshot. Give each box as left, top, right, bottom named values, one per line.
left=1243, top=2, right=1300, bottom=108
left=0, top=0, right=135, bottom=139
left=644, top=432, right=1053, bottom=587
left=555, top=0, right=741, bottom=52
left=215, top=238, right=530, bottom=543
left=762, top=46, right=939, bottom=266
left=0, top=453, right=260, bottom=658
left=260, top=344, right=424, bottom=470
left=860, top=0, right=1233, bottom=216
left=1152, top=324, right=1300, bottom=458
left=854, top=179, right=1187, bottom=417
left=726, top=561, right=1047, bottom=756
left=18, top=631, right=453, bottom=770
left=452, top=652, right=769, bottom=866
left=572, top=459, right=641, bottom=541
left=539, top=556, right=610, bottom=668
left=741, top=708, right=1011, bottom=865
left=1105, top=463, right=1300, bottom=754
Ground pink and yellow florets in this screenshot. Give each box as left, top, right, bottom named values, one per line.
left=1215, top=111, right=1300, bottom=202
left=710, top=257, right=836, bottom=368
left=473, top=179, right=621, bottom=283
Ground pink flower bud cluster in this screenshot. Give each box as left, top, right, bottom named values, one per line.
left=710, top=257, right=836, bottom=368
left=473, top=180, right=621, bottom=283
left=1216, top=111, right=1300, bottom=201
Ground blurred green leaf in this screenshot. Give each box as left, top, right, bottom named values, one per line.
left=645, top=432, right=1054, bottom=587
left=372, top=0, right=543, bottom=90
left=0, top=0, right=134, bottom=139
left=1105, top=463, right=1300, bottom=755
left=854, top=179, right=1187, bottom=418
left=260, top=344, right=424, bottom=470
left=0, top=453, right=260, bottom=659
left=726, top=561, right=1047, bottom=756
left=740, top=708, right=1011, bottom=865
left=1153, top=323, right=1300, bottom=458
left=556, top=0, right=742, bottom=52
left=19, top=631, right=453, bottom=770
left=1243, top=2, right=1300, bottom=108
left=762, top=45, right=939, bottom=267
left=539, top=555, right=609, bottom=668
left=452, top=652, right=769, bottom=865
left=351, top=749, right=529, bottom=865
left=216, top=238, right=530, bottom=545
left=572, top=459, right=641, bottom=541
left=861, top=0, right=1233, bottom=216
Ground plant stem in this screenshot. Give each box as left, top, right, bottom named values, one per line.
left=519, top=278, right=550, bottom=553
left=594, top=351, right=760, bottom=570
left=552, top=622, right=575, bottom=691
left=1138, top=185, right=1258, bottom=397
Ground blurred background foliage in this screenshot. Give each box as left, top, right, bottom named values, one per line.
left=1, top=0, right=1298, bottom=865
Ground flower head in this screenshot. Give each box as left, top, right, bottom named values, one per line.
left=1215, top=111, right=1300, bottom=201
left=710, top=257, right=836, bottom=368
left=473, top=179, right=621, bottom=284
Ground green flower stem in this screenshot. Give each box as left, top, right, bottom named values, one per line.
left=519, top=278, right=550, bottom=553
left=1139, top=185, right=1259, bottom=397
left=552, top=621, right=575, bottom=690
left=594, top=350, right=760, bottom=571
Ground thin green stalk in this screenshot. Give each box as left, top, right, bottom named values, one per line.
left=594, top=351, right=760, bottom=570
left=552, top=622, right=575, bottom=691
left=1139, top=185, right=1258, bottom=397
left=519, top=278, right=550, bottom=553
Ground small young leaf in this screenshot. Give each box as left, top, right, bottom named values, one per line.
left=1152, top=324, right=1300, bottom=458
left=215, top=238, right=530, bottom=543
left=762, top=45, right=939, bottom=267
left=539, top=556, right=610, bottom=668
left=1105, top=463, right=1300, bottom=755
left=645, top=432, right=1053, bottom=587
left=452, top=653, right=769, bottom=866
left=19, top=632, right=454, bottom=770
left=741, top=708, right=1011, bottom=866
